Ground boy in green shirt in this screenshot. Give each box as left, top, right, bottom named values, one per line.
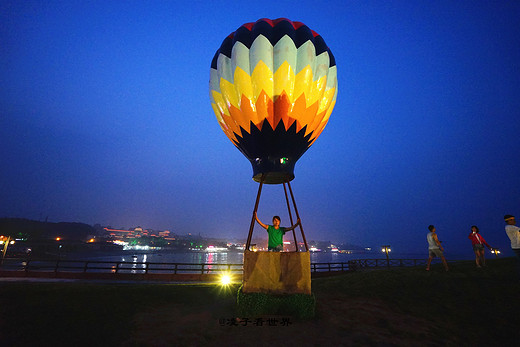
left=254, top=212, right=300, bottom=251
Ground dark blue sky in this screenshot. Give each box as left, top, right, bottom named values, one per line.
left=2, top=1, right=519, bottom=255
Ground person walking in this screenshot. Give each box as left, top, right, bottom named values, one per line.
left=468, top=225, right=492, bottom=268
left=426, top=225, right=449, bottom=271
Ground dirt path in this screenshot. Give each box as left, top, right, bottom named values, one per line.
left=125, top=295, right=446, bottom=347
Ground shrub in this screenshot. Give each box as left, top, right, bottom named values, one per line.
left=236, top=285, right=315, bottom=319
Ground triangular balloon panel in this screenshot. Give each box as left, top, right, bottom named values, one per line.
left=210, top=18, right=338, bottom=184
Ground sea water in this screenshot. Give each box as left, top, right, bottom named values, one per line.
left=76, top=250, right=475, bottom=265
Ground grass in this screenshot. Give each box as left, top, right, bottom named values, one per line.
left=0, top=257, right=519, bottom=346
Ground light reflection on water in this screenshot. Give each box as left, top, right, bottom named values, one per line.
left=82, top=251, right=474, bottom=264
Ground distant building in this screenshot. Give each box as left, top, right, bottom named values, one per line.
left=103, top=226, right=175, bottom=242
left=158, top=230, right=175, bottom=240
left=104, top=228, right=136, bottom=240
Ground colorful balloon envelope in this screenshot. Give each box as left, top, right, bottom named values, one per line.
left=210, top=18, right=338, bottom=184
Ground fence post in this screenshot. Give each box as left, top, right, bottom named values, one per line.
left=144, top=262, right=149, bottom=274
left=83, top=261, right=89, bottom=273
left=54, top=260, right=60, bottom=273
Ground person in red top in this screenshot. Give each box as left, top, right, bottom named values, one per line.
left=468, top=225, right=492, bottom=268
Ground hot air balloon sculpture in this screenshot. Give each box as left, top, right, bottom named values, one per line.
left=210, top=18, right=337, bottom=295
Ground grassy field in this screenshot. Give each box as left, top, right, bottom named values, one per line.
left=0, top=257, right=518, bottom=346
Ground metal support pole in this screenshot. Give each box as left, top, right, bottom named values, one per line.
left=246, top=173, right=266, bottom=250
left=286, top=181, right=308, bottom=251
left=283, top=182, right=299, bottom=252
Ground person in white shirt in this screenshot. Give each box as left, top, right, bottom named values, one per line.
left=504, top=214, right=520, bottom=277
left=426, top=225, right=449, bottom=272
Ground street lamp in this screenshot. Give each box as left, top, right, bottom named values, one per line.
left=381, top=245, right=391, bottom=267
left=55, top=237, right=62, bottom=260
left=1, top=236, right=13, bottom=266
left=491, top=248, right=500, bottom=258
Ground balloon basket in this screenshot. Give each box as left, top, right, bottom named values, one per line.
left=242, top=250, right=311, bottom=295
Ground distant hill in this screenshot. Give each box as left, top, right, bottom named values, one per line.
left=0, top=218, right=95, bottom=241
